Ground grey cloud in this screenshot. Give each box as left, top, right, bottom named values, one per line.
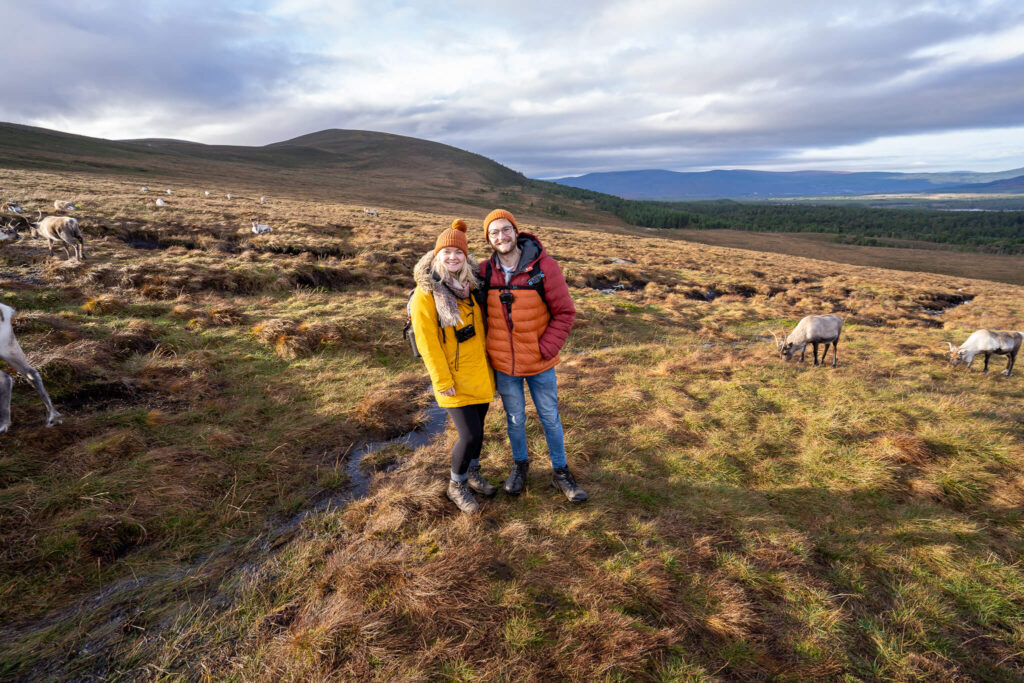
left=0, top=0, right=323, bottom=123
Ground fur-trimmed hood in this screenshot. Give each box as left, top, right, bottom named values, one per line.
left=413, top=251, right=483, bottom=329
left=413, top=251, right=482, bottom=292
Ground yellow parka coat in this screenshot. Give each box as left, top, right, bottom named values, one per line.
left=410, top=251, right=495, bottom=408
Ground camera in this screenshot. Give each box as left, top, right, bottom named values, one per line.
left=454, top=324, right=476, bottom=343
left=499, top=292, right=515, bottom=305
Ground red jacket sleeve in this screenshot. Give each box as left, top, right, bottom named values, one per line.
left=538, top=256, right=575, bottom=359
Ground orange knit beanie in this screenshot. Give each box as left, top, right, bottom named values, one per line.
left=483, top=209, right=518, bottom=241
left=434, top=218, right=469, bottom=256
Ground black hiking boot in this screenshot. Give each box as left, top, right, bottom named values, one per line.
left=504, top=460, right=529, bottom=496
left=467, top=466, right=497, bottom=497
left=447, top=480, right=480, bottom=513
left=551, top=467, right=588, bottom=503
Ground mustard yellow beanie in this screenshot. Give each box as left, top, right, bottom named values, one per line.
left=483, top=209, right=519, bottom=241
left=434, top=219, right=469, bottom=256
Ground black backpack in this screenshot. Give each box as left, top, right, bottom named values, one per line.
left=482, top=258, right=549, bottom=325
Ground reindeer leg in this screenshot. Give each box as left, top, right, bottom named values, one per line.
left=0, top=371, right=12, bottom=434
left=983, top=353, right=990, bottom=372
left=62, top=241, right=73, bottom=260
left=812, top=342, right=820, bottom=366
left=1004, top=351, right=1016, bottom=377
left=2, top=343, right=61, bottom=427
left=832, top=339, right=838, bottom=368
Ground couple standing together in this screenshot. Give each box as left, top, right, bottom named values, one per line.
left=409, top=209, right=588, bottom=513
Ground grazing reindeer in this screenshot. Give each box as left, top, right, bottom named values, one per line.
left=155, top=198, right=167, bottom=206
left=140, top=186, right=149, bottom=192
left=947, top=330, right=1022, bottom=377
left=53, top=200, right=77, bottom=211
left=1, top=201, right=24, bottom=213
left=770, top=314, right=843, bottom=367
left=29, top=211, right=85, bottom=260
left=0, top=304, right=62, bottom=433
left=363, top=208, right=378, bottom=217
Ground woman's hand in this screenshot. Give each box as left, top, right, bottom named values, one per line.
left=440, top=386, right=457, bottom=397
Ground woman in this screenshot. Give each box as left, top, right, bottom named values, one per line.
left=410, top=219, right=497, bottom=513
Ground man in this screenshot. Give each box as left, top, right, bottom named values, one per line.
left=479, top=209, right=587, bottom=502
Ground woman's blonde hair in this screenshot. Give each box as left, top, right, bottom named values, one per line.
left=432, top=251, right=476, bottom=285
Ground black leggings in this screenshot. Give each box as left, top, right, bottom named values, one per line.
left=445, top=403, right=489, bottom=475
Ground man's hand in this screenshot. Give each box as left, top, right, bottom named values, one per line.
left=440, top=386, right=457, bottom=397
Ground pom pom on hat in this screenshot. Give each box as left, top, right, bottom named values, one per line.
left=434, top=218, right=470, bottom=256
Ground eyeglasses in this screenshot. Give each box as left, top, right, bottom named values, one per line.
left=488, top=226, right=515, bottom=239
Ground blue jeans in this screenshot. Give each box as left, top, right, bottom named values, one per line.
left=494, top=367, right=567, bottom=469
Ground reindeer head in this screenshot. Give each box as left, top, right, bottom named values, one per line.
left=769, top=330, right=796, bottom=360
left=946, top=341, right=966, bottom=366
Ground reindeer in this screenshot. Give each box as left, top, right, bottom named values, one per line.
left=251, top=218, right=272, bottom=235
left=770, top=314, right=843, bottom=367
left=53, top=200, right=77, bottom=211
left=947, top=330, right=1022, bottom=377
left=155, top=198, right=167, bottom=207
left=363, top=208, right=378, bottom=217
left=1, top=220, right=22, bottom=243
left=140, top=186, right=149, bottom=192
left=1, top=201, right=24, bottom=213
left=0, top=304, right=62, bottom=433
left=29, top=211, right=85, bottom=260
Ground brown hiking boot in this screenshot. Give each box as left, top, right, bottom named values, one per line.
left=467, top=466, right=497, bottom=497
left=551, top=467, right=588, bottom=503
left=504, top=460, right=529, bottom=496
left=447, top=480, right=480, bottom=513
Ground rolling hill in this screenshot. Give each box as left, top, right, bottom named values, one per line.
left=0, top=122, right=594, bottom=220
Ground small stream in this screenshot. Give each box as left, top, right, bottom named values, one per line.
left=342, top=402, right=449, bottom=500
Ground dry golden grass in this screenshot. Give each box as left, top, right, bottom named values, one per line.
left=1, top=167, right=1023, bottom=680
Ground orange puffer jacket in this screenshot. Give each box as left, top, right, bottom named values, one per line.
left=479, top=233, right=576, bottom=377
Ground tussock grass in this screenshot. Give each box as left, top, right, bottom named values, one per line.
left=1, top=169, right=1023, bottom=680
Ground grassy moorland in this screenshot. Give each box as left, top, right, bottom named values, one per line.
left=667, top=229, right=1024, bottom=287
left=1, top=168, right=1023, bottom=680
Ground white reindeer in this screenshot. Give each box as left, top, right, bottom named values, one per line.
left=166, top=189, right=172, bottom=195
left=53, top=200, right=77, bottom=211
left=0, top=304, right=62, bottom=433
left=1, top=221, right=21, bottom=243
left=155, top=198, right=166, bottom=207
left=140, top=186, right=148, bottom=192
left=204, top=190, right=211, bottom=197
left=29, top=211, right=84, bottom=260
left=251, top=219, right=272, bottom=235
left=947, top=330, right=1022, bottom=377
left=363, top=208, right=378, bottom=217
left=1, top=201, right=24, bottom=213
left=770, top=314, right=843, bottom=367
left=225, top=193, right=232, bottom=200
left=260, top=195, right=266, bottom=203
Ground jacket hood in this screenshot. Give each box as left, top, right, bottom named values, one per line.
left=414, top=250, right=482, bottom=292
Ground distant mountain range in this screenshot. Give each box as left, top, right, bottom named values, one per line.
left=550, top=168, right=1024, bottom=200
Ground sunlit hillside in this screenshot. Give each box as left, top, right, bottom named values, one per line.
left=1, top=168, right=1023, bottom=680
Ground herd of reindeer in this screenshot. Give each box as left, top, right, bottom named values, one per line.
left=0, top=196, right=1022, bottom=435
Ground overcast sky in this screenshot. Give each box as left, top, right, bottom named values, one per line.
left=3, top=0, right=1024, bottom=178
